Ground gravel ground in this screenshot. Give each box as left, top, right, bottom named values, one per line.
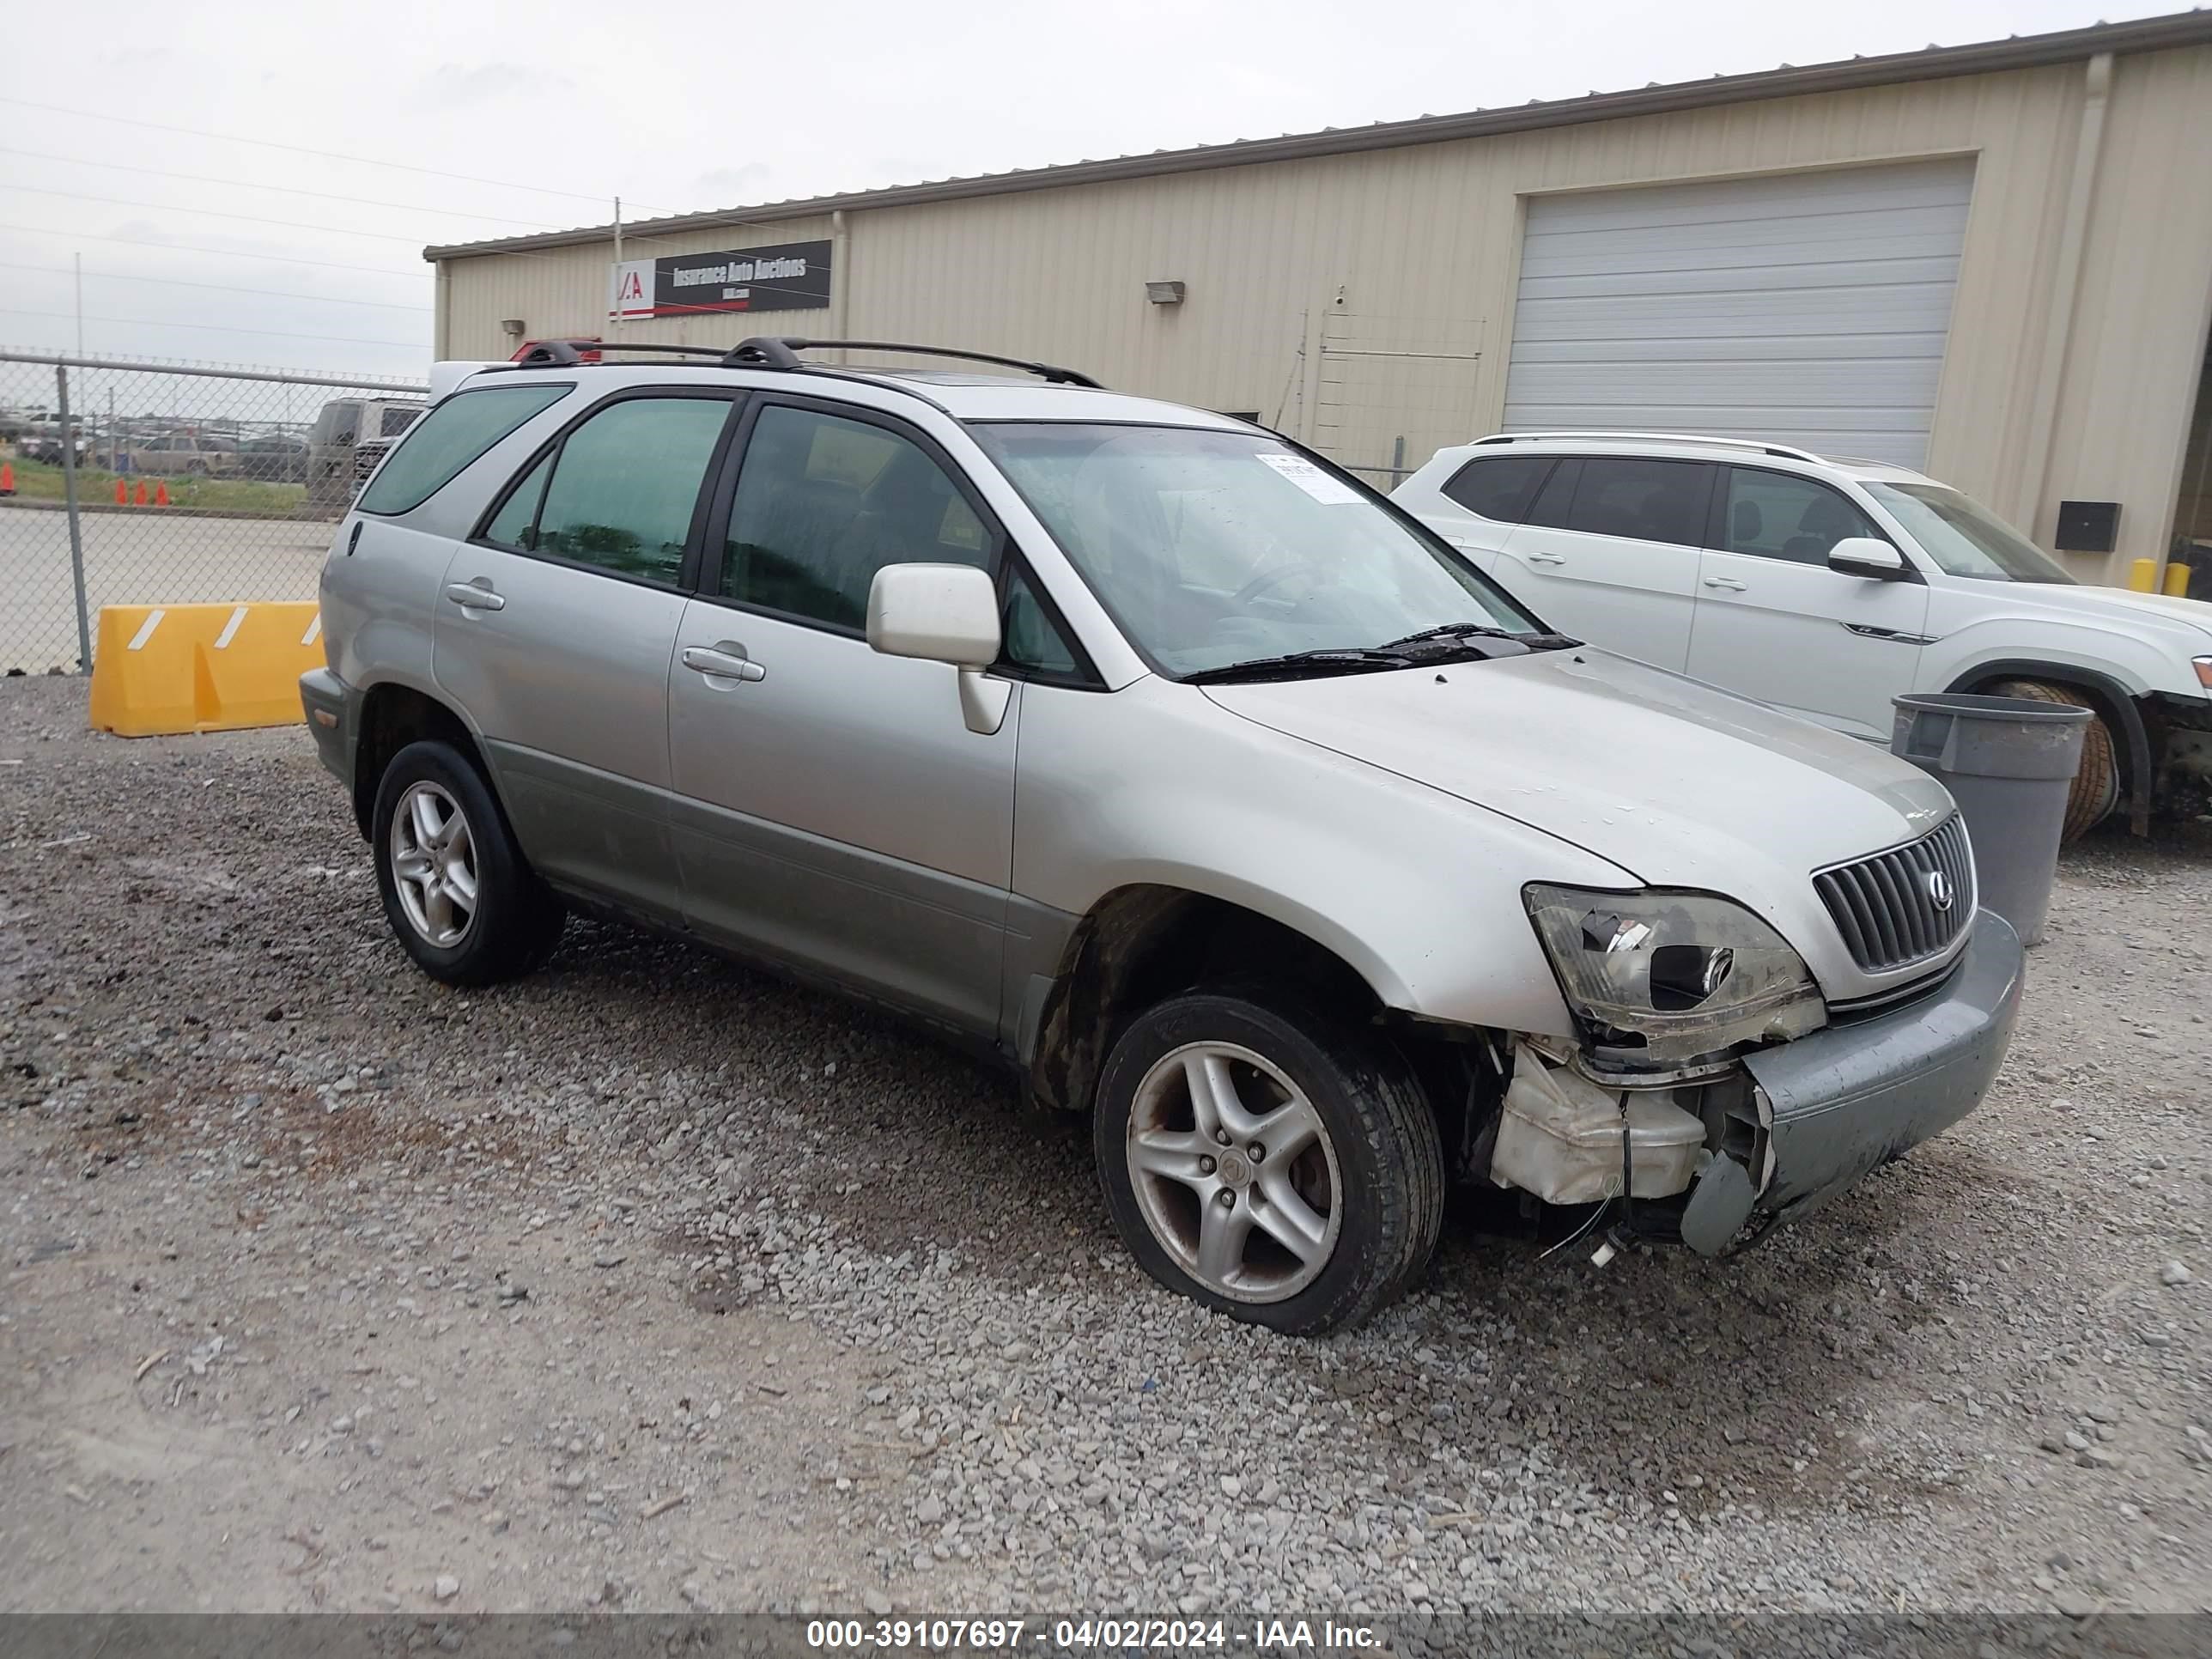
left=1, top=674, right=2207, bottom=1619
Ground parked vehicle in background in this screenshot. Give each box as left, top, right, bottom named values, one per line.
left=21, top=419, right=88, bottom=466
left=1395, top=433, right=2212, bottom=841
left=307, top=397, right=426, bottom=511
left=299, top=337, right=2025, bottom=1335
left=123, top=432, right=242, bottom=477
left=238, top=434, right=310, bottom=483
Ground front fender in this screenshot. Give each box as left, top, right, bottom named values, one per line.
left=1011, top=676, right=1636, bottom=1036
left=1932, top=641, right=2159, bottom=831
left=1928, top=611, right=2196, bottom=702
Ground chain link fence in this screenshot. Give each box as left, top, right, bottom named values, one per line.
left=0, top=350, right=429, bottom=674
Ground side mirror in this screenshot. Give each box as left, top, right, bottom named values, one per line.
left=866, top=562, right=1009, bottom=735
left=1828, top=537, right=1907, bottom=580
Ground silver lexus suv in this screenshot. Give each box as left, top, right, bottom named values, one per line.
left=301, top=337, right=2024, bottom=1334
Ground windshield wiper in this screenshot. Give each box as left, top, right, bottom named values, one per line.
left=1381, top=621, right=1583, bottom=652
left=1182, top=647, right=1418, bottom=685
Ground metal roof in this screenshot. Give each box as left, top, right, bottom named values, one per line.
left=425, top=9, right=2212, bottom=262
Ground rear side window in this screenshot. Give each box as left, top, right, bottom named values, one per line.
left=1524, top=457, right=1582, bottom=528
left=1440, top=455, right=1552, bottom=523
left=380, top=404, right=423, bottom=438
left=357, top=385, right=569, bottom=515
left=482, top=453, right=551, bottom=550
left=529, top=397, right=733, bottom=583
left=1562, top=457, right=1715, bottom=548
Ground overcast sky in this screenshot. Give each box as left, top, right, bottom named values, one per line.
left=0, top=0, right=2182, bottom=380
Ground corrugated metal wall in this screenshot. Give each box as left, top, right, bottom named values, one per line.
left=437, top=45, right=2212, bottom=582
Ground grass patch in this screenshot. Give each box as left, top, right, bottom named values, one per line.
left=0, top=455, right=313, bottom=516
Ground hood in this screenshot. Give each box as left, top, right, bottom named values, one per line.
left=1202, top=647, right=1956, bottom=894
left=1974, top=581, right=2212, bottom=641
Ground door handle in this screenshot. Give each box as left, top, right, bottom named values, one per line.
left=1524, top=551, right=1567, bottom=566
left=443, top=580, right=505, bottom=611
left=682, top=643, right=766, bottom=683
left=1702, top=576, right=1748, bottom=592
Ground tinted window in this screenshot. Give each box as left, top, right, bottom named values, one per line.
left=357, top=385, right=568, bottom=515
left=1523, top=457, right=1582, bottom=529
left=380, top=404, right=423, bottom=438
left=530, top=397, right=730, bottom=583
left=1002, top=564, right=1079, bottom=678
left=1564, top=458, right=1714, bottom=547
left=482, top=453, right=552, bottom=549
left=1441, top=455, right=1551, bottom=523
left=722, top=405, right=988, bottom=629
left=1718, top=469, right=1882, bottom=564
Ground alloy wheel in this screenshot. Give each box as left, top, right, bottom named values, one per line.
left=388, top=781, right=479, bottom=948
left=1124, top=1041, right=1342, bottom=1304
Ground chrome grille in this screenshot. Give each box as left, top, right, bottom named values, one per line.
left=1814, top=815, right=1975, bottom=973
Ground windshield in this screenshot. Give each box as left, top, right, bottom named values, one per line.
left=1864, top=482, right=2076, bottom=584
left=969, top=423, right=1542, bottom=675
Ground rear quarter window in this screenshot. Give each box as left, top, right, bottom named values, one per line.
left=1440, top=454, right=1552, bottom=522
left=356, top=384, right=570, bottom=516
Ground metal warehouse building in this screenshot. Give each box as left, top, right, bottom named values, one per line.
left=428, top=10, right=2212, bottom=587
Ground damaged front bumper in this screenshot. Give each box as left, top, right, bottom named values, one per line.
left=1678, top=908, right=2024, bottom=1254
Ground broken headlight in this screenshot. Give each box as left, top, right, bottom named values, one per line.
left=1524, top=885, right=1826, bottom=1077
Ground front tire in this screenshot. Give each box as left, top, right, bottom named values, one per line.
left=1987, top=679, right=2118, bottom=843
left=370, top=738, right=563, bottom=985
left=1093, top=990, right=1443, bottom=1335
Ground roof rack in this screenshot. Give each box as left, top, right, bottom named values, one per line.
left=731, top=337, right=1103, bottom=387
left=513, top=340, right=726, bottom=367
left=1474, top=430, right=1825, bottom=464
left=503, top=334, right=1105, bottom=391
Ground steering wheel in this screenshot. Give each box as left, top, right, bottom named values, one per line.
left=1231, top=561, right=1322, bottom=609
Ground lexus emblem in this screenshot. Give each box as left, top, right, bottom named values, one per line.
left=1925, top=869, right=1955, bottom=912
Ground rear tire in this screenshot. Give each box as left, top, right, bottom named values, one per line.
left=1987, top=679, right=2118, bottom=844
left=370, top=738, right=564, bottom=985
left=1093, top=989, right=1443, bottom=1335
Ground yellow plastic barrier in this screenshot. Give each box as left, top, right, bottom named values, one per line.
left=2165, top=562, right=2193, bottom=597
left=2127, top=557, right=2158, bottom=592
left=88, top=602, right=325, bottom=738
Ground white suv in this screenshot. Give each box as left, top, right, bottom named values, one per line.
left=1395, top=434, right=2212, bottom=841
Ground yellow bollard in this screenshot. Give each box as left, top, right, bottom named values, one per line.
left=2165, top=562, right=2193, bottom=597
left=2127, top=557, right=2158, bottom=592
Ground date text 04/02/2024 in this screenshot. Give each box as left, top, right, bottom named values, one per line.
left=803, top=1619, right=1383, bottom=1651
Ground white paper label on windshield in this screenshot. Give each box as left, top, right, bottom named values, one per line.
left=1255, top=452, right=1363, bottom=505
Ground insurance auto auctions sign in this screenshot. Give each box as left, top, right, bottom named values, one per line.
left=609, top=239, right=832, bottom=319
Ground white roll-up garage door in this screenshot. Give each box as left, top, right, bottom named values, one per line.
left=1504, top=157, right=1976, bottom=467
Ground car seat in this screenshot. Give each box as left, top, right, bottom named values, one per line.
left=1783, top=495, right=1857, bottom=563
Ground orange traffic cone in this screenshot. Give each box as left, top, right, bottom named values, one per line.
left=154, top=481, right=171, bottom=507
left=133, top=480, right=148, bottom=507
left=114, top=477, right=127, bottom=506
left=0, top=460, right=15, bottom=495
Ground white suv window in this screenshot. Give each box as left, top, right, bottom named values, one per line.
left=1440, top=454, right=1552, bottom=522
left=1542, top=457, right=1715, bottom=548
left=1718, top=468, right=1883, bottom=566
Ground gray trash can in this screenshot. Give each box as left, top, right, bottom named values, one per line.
left=1890, top=692, right=2090, bottom=946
